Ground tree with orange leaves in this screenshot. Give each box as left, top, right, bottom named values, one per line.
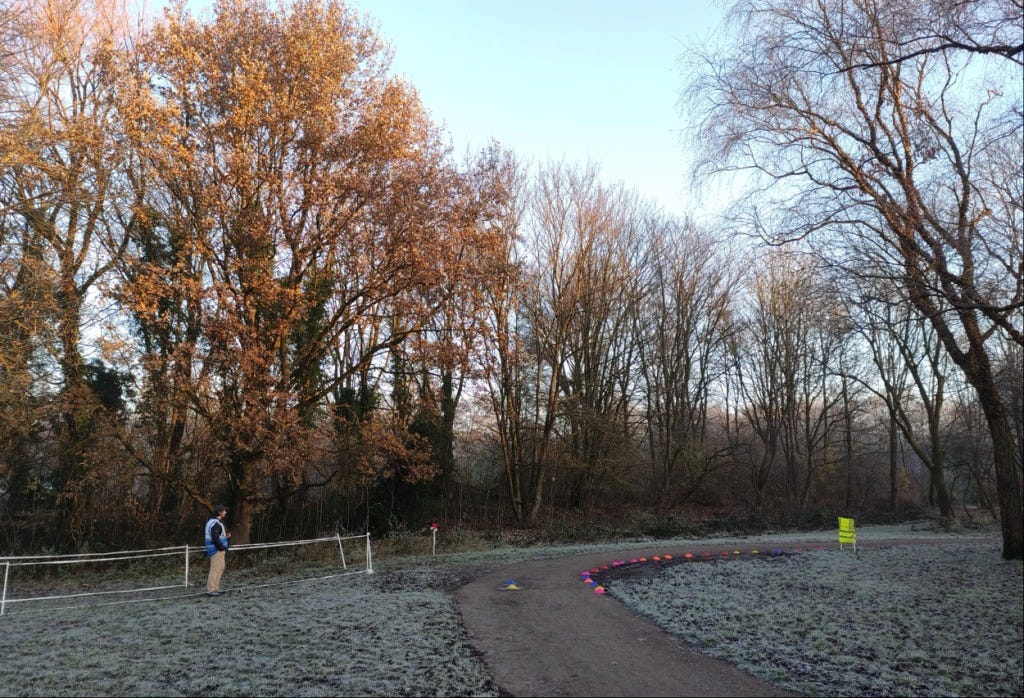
left=116, top=0, right=488, bottom=543
left=1, top=0, right=136, bottom=546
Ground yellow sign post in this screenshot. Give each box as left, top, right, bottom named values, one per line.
left=838, top=516, right=856, bottom=552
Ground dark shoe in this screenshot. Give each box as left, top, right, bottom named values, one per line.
left=206, top=591, right=223, bottom=596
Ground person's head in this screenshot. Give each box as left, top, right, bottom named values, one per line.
left=213, top=504, right=227, bottom=519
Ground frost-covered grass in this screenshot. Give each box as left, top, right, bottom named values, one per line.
left=606, top=542, right=1024, bottom=697
left=0, top=523, right=1017, bottom=697
left=0, top=567, right=497, bottom=697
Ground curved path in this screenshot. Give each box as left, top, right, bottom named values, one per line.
left=456, top=541, right=795, bottom=697
left=456, top=537, right=966, bottom=697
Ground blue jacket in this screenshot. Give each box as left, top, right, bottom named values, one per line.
left=205, top=517, right=229, bottom=556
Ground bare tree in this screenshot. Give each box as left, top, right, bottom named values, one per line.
left=515, top=162, right=647, bottom=518
left=840, top=0, right=1024, bottom=69
left=634, top=216, right=738, bottom=503
left=475, top=152, right=531, bottom=522
left=853, top=282, right=957, bottom=519
left=731, top=251, right=846, bottom=514
left=688, top=0, right=1023, bottom=557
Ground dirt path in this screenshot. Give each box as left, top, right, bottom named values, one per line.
left=455, top=537, right=967, bottom=697
left=456, top=541, right=794, bottom=697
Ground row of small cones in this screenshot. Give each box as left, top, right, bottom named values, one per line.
left=580, top=545, right=826, bottom=594
left=500, top=545, right=827, bottom=594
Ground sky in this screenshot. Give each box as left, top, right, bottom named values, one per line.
left=352, top=1, right=727, bottom=218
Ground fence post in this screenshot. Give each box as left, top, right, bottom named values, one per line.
left=336, top=533, right=347, bottom=570
left=184, top=545, right=190, bottom=588
left=365, top=533, right=374, bottom=575
left=1, top=562, right=9, bottom=616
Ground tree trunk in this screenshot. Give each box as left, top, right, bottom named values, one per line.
left=889, top=413, right=898, bottom=512
left=229, top=458, right=256, bottom=545
left=230, top=495, right=255, bottom=546
left=931, top=465, right=955, bottom=523
left=974, top=382, right=1024, bottom=559
left=938, top=326, right=1023, bottom=558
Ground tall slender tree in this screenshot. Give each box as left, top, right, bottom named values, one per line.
left=634, top=216, right=737, bottom=503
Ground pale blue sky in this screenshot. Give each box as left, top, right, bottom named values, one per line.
left=354, top=1, right=726, bottom=217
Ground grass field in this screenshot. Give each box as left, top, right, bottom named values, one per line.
left=606, top=542, right=1023, bottom=696
left=0, top=523, right=1020, bottom=696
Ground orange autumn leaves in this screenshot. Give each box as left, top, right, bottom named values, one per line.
left=104, top=0, right=509, bottom=540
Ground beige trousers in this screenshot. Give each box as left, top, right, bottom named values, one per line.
left=207, top=551, right=226, bottom=592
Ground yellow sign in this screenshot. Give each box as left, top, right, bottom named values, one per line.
left=838, top=517, right=856, bottom=551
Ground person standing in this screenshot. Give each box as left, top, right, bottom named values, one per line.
left=205, top=505, right=231, bottom=595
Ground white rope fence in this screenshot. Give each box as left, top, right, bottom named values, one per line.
left=1, top=532, right=373, bottom=617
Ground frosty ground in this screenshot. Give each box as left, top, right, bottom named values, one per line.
left=0, top=523, right=1020, bottom=697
